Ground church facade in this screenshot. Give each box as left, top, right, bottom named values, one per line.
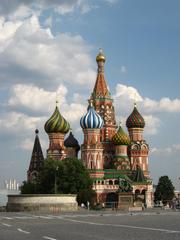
left=28, top=50, right=153, bottom=207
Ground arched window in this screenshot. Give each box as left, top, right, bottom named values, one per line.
left=114, top=179, right=119, bottom=185
left=109, top=180, right=113, bottom=185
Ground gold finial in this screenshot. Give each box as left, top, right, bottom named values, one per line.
left=96, top=48, right=106, bottom=62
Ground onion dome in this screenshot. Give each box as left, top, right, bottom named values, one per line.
left=112, top=125, right=130, bottom=145
left=64, top=131, right=80, bottom=151
left=126, top=104, right=145, bottom=129
left=96, top=48, right=106, bottom=62
left=80, top=102, right=104, bottom=129
left=44, top=106, right=70, bottom=134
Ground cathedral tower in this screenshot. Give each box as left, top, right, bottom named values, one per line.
left=90, top=49, right=117, bottom=168
left=27, top=129, right=44, bottom=182
left=126, top=104, right=149, bottom=177
left=44, top=103, right=70, bottom=160
left=90, top=49, right=116, bottom=141
left=112, top=124, right=131, bottom=171
left=64, top=131, right=80, bottom=158
left=80, top=101, right=104, bottom=178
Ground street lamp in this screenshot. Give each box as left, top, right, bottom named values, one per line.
left=55, top=166, right=59, bottom=194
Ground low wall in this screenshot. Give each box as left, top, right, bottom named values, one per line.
left=7, top=194, right=78, bottom=212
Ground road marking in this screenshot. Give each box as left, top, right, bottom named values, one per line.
left=2, top=223, right=12, bottom=227
left=64, top=218, right=180, bottom=234
left=39, top=216, right=53, bottom=219
left=3, top=217, right=13, bottom=220
left=17, top=228, right=30, bottom=234
left=43, top=236, right=57, bottom=240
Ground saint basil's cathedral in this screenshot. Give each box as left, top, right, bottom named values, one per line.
left=28, top=50, right=153, bottom=207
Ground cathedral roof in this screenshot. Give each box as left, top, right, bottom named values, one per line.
left=64, top=131, right=80, bottom=151
left=112, top=125, right=130, bottom=145
left=28, top=129, right=44, bottom=172
left=126, top=104, right=145, bottom=129
left=44, top=105, right=70, bottom=134
left=92, top=49, right=111, bottom=99
left=80, top=102, right=104, bottom=129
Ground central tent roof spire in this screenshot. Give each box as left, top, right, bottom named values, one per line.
left=92, top=49, right=110, bottom=99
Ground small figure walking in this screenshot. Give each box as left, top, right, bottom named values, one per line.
left=87, top=201, right=90, bottom=210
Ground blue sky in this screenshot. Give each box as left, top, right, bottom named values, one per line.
left=0, top=0, right=180, bottom=190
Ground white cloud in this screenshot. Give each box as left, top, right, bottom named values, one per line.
left=150, top=143, right=180, bottom=156
left=19, top=137, right=48, bottom=151
left=0, top=15, right=96, bottom=88
left=0, top=112, right=45, bottom=134
left=120, top=65, right=127, bottom=74
left=144, top=115, right=161, bottom=135
left=105, top=0, right=119, bottom=4
left=143, top=97, right=180, bottom=113
left=113, top=84, right=143, bottom=116
left=8, top=83, right=67, bottom=114
left=63, top=103, right=86, bottom=124
left=7, top=83, right=87, bottom=120
left=173, top=144, right=180, bottom=150
left=0, top=0, right=98, bottom=19
left=150, top=147, right=172, bottom=155
left=114, top=84, right=180, bottom=115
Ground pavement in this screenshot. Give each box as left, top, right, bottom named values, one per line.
left=0, top=208, right=180, bottom=240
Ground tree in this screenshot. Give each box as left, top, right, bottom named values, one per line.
left=154, top=175, right=175, bottom=204
left=21, top=158, right=96, bottom=204
left=21, top=181, right=40, bottom=194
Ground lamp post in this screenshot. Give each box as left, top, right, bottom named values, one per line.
left=55, top=166, right=59, bottom=194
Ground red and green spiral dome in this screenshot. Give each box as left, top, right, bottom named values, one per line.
left=126, top=104, right=145, bottom=129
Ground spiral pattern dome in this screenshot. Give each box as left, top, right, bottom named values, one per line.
left=112, top=125, right=130, bottom=145
left=80, top=104, right=103, bottom=129
left=44, top=106, right=70, bottom=134
left=126, top=104, right=145, bottom=129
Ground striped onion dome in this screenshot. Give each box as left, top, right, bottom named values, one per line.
left=44, top=106, right=70, bottom=134
left=112, top=125, right=130, bottom=145
left=80, top=103, right=103, bottom=129
left=126, top=104, right=145, bottom=129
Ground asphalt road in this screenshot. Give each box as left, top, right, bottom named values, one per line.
left=0, top=210, right=180, bottom=240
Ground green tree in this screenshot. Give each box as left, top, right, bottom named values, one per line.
left=154, top=175, right=175, bottom=204
left=21, top=158, right=96, bottom=204
left=21, top=181, right=40, bottom=194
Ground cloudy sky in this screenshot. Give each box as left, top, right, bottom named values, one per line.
left=0, top=0, right=180, bottom=190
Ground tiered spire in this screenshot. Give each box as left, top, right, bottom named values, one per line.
left=27, top=129, right=44, bottom=182
left=92, top=49, right=110, bottom=99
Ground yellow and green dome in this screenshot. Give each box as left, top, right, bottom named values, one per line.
left=112, top=125, right=130, bottom=145
left=44, top=106, right=70, bottom=134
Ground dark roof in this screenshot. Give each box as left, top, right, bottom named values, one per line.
left=64, top=132, right=80, bottom=151
left=133, top=165, right=146, bottom=182
left=28, top=129, right=44, bottom=172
